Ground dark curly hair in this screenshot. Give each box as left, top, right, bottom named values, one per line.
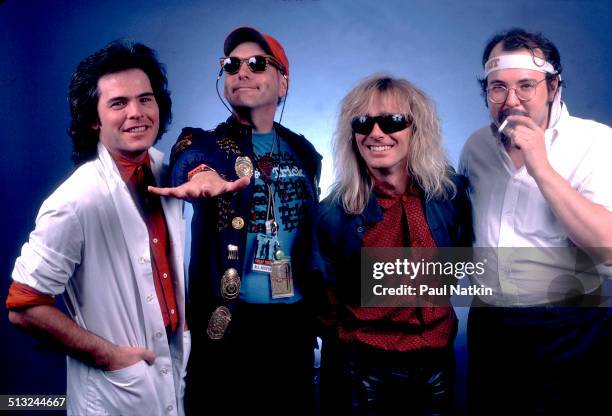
left=477, top=28, right=563, bottom=105
left=68, top=40, right=172, bottom=165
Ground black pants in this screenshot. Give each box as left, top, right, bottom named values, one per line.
left=468, top=306, right=611, bottom=416
left=320, top=343, right=455, bottom=416
left=185, top=301, right=315, bottom=415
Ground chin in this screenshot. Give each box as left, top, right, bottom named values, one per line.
left=125, top=143, right=153, bottom=156
left=366, top=162, right=391, bottom=170
left=232, top=98, right=257, bottom=108
left=367, top=156, right=392, bottom=167
left=133, top=135, right=156, bottom=146
left=368, top=158, right=406, bottom=172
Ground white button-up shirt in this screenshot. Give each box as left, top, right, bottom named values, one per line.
left=459, top=104, right=612, bottom=305
left=11, top=143, right=190, bottom=416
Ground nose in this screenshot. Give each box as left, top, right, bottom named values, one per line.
left=368, top=122, right=385, bottom=139
left=504, top=87, right=521, bottom=107
left=126, top=100, right=144, bottom=119
left=237, top=61, right=251, bottom=79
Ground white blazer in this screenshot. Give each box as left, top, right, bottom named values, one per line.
left=12, top=143, right=190, bottom=416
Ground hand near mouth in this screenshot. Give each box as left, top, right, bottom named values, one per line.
left=504, top=114, right=551, bottom=178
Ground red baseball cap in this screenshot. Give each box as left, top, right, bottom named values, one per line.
left=223, top=27, right=289, bottom=78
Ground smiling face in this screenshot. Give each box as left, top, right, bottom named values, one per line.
left=223, top=42, right=287, bottom=113
left=94, top=68, right=159, bottom=162
left=354, top=92, right=412, bottom=180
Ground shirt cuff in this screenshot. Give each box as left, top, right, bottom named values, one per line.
left=6, top=281, right=55, bottom=310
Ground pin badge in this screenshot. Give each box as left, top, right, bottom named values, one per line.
left=227, top=244, right=239, bottom=260
left=231, top=217, right=245, bottom=230
left=207, top=306, right=232, bottom=340
left=220, top=268, right=241, bottom=300
left=235, top=156, right=254, bottom=178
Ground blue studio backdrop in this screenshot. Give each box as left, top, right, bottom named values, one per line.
left=2, top=0, right=611, bottom=414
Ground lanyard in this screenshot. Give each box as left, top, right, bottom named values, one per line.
left=255, top=132, right=281, bottom=235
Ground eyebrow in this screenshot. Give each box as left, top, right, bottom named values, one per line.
left=489, top=78, right=540, bottom=85
left=105, top=92, right=155, bottom=105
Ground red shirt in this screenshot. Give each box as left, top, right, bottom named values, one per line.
left=338, top=184, right=456, bottom=352
left=114, top=153, right=179, bottom=332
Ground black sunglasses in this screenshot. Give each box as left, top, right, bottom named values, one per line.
left=351, top=114, right=413, bottom=135
left=219, top=55, right=283, bottom=75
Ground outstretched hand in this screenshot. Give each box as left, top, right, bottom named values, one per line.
left=148, top=170, right=251, bottom=200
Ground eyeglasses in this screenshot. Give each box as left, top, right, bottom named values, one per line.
left=351, top=114, right=413, bottom=135
left=219, top=55, right=283, bottom=75
left=486, top=78, right=547, bottom=104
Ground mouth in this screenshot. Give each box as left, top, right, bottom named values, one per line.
left=499, top=109, right=529, bottom=123
left=123, top=126, right=149, bottom=133
left=234, top=86, right=257, bottom=92
left=367, top=145, right=394, bottom=152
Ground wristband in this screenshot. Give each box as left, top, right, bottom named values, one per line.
left=187, top=164, right=215, bottom=181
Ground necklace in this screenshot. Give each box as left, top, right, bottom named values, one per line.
left=255, top=132, right=277, bottom=183
left=255, top=132, right=281, bottom=234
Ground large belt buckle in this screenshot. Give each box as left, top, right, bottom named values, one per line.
left=207, top=306, right=232, bottom=340
left=220, top=268, right=241, bottom=300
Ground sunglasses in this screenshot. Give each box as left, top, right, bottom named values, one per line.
left=351, top=114, right=413, bottom=135
left=219, top=55, right=283, bottom=75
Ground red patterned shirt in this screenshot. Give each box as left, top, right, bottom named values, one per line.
left=338, top=184, right=456, bottom=352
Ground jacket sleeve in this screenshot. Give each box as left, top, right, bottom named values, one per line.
left=307, top=203, right=341, bottom=338
left=169, top=127, right=218, bottom=187
left=11, top=194, right=84, bottom=297
left=309, top=206, right=339, bottom=284
left=454, top=174, right=474, bottom=247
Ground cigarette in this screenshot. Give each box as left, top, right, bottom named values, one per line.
left=498, top=119, right=509, bottom=134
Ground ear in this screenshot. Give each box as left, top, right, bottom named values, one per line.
left=548, top=76, right=560, bottom=103
left=278, top=74, right=288, bottom=99
left=91, top=114, right=102, bottom=130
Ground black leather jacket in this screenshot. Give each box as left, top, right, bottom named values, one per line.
left=170, top=116, right=322, bottom=342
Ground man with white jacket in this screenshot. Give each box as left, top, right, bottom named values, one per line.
left=6, top=41, right=189, bottom=416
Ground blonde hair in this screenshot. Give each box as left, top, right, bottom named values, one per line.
left=331, top=74, right=455, bottom=214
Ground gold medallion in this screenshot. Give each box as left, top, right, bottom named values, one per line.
left=231, top=217, right=245, bottom=230
left=207, top=306, right=231, bottom=340
left=234, top=156, right=254, bottom=178
left=220, top=268, right=241, bottom=300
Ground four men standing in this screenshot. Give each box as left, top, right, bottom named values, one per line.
left=6, top=25, right=610, bottom=415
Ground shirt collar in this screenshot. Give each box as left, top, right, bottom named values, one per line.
left=110, top=152, right=152, bottom=183
left=545, top=101, right=568, bottom=145
left=373, top=181, right=420, bottom=210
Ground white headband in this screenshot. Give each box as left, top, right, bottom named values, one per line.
left=484, top=54, right=557, bottom=78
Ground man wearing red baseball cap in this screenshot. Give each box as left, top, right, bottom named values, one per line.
left=151, top=27, right=321, bottom=414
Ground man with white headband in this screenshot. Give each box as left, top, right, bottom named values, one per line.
left=459, top=28, right=612, bottom=415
